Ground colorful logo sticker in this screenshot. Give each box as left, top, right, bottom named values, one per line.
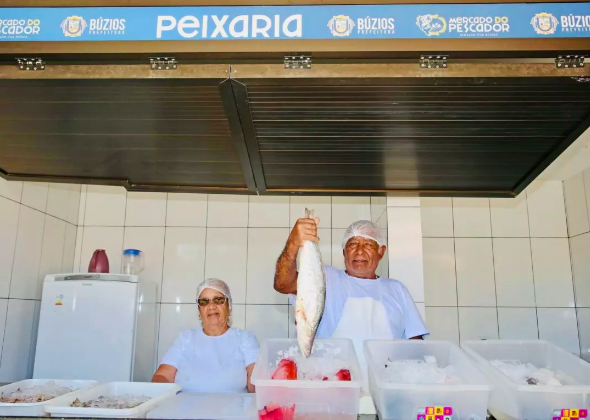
left=61, top=15, right=87, bottom=37
left=553, top=408, right=588, bottom=420
left=530, top=12, right=559, bottom=35
left=416, top=14, right=447, bottom=36
left=417, top=406, right=452, bottom=420
left=327, top=15, right=355, bottom=37
left=55, top=295, right=63, bottom=306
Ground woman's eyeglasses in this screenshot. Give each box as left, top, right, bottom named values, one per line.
left=197, top=296, right=227, bottom=307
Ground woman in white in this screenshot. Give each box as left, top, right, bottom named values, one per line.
left=152, top=278, right=259, bottom=393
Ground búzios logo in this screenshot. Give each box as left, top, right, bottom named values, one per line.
left=416, top=14, right=447, bottom=36
left=530, top=12, right=558, bottom=35
left=327, top=15, right=355, bottom=37
left=61, top=15, right=87, bottom=37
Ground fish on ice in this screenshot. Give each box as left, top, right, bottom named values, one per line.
left=295, top=208, right=326, bottom=358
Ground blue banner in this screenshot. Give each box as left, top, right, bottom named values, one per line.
left=0, top=3, right=589, bottom=42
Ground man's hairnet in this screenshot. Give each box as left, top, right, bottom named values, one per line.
left=341, top=220, right=386, bottom=249
left=197, top=278, right=232, bottom=310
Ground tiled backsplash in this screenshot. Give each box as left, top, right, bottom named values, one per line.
left=423, top=180, right=589, bottom=360
left=0, top=178, right=80, bottom=382
left=563, top=168, right=590, bottom=362
left=73, top=186, right=389, bottom=367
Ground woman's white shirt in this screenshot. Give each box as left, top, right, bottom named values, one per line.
left=161, top=327, right=259, bottom=393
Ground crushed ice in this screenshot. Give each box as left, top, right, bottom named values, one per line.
left=274, top=344, right=348, bottom=380
left=490, top=360, right=563, bottom=386
left=70, top=394, right=150, bottom=409
left=380, top=356, right=464, bottom=384
left=0, top=381, right=74, bottom=403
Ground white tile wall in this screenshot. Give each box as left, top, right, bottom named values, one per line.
left=0, top=178, right=23, bottom=203
left=420, top=198, right=453, bottom=237
left=424, top=307, right=459, bottom=343
left=563, top=173, right=590, bottom=237
left=424, top=180, right=582, bottom=357
left=248, top=196, right=289, bottom=227
left=453, top=198, right=491, bottom=237
left=332, top=197, right=371, bottom=228
left=207, top=195, right=249, bottom=227
left=388, top=207, right=424, bottom=302
left=458, top=307, right=499, bottom=340
left=537, top=308, right=580, bottom=355
left=162, top=228, right=206, bottom=304
left=245, top=305, right=289, bottom=343
left=84, top=185, right=127, bottom=226
left=0, top=299, right=37, bottom=382
left=10, top=207, right=45, bottom=300
left=423, top=238, right=457, bottom=307
left=490, top=195, right=530, bottom=238
left=455, top=238, right=496, bottom=307
left=125, top=193, right=167, bottom=227
left=527, top=181, right=568, bottom=237
left=0, top=197, right=19, bottom=298
left=530, top=238, right=575, bottom=307
left=497, top=308, right=538, bottom=339
left=331, top=229, right=346, bottom=270
left=570, top=233, right=590, bottom=307
left=21, top=182, right=48, bottom=213
left=493, top=238, right=535, bottom=307
left=577, top=308, right=590, bottom=362
left=166, top=194, right=207, bottom=227
left=585, top=169, right=590, bottom=225
left=289, top=196, right=331, bottom=227
left=0, top=181, right=80, bottom=381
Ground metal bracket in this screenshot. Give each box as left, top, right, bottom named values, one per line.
left=572, top=76, right=590, bottom=83
left=420, top=55, right=448, bottom=69
left=16, top=57, right=45, bottom=71
left=284, top=54, right=312, bottom=70
left=149, top=57, right=178, bottom=70
left=555, top=55, right=585, bottom=69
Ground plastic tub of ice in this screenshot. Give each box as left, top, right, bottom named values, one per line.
left=147, top=393, right=257, bottom=419
left=364, top=340, right=492, bottom=420
left=45, top=382, right=181, bottom=418
left=0, top=379, right=97, bottom=417
left=462, top=340, right=590, bottom=420
left=252, top=338, right=362, bottom=420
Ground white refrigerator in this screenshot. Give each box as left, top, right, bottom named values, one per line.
left=33, top=274, right=157, bottom=382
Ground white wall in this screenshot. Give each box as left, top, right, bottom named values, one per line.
left=73, top=186, right=389, bottom=366
left=563, top=168, right=590, bottom=362
left=421, top=181, right=582, bottom=356
left=0, top=178, right=80, bottom=382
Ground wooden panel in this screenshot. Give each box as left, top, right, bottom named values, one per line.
left=0, top=78, right=253, bottom=190
left=235, top=76, right=590, bottom=195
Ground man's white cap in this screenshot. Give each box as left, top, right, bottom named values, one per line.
left=341, top=220, right=386, bottom=249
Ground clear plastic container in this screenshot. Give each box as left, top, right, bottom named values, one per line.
left=251, top=338, right=362, bottom=420
left=364, top=340, right=492, bottom=420
left=0, top=379, right=97, bottom=417
left=462, top=340, right=590, bottom=420
left=122, top=249, right=144, bottom=275
left=147, top=393, right=257, bottom=420
left=44, top=382, right=180, bottom=418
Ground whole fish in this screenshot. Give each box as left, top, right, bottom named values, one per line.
left=295, top=208, right=326, bottom=358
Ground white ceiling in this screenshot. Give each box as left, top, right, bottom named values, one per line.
left=538, top=125, right=590, bottom=181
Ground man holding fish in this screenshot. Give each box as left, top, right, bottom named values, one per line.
left=274, top=214, right=428, bottom=387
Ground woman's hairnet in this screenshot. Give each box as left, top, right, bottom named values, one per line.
left=197, top=278, right=232, bottom=310
left=341, top=220, right=386, bottom=249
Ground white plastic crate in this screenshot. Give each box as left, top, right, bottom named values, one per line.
left=252, top=338, right=362, bottom=420
left=462, top=340, right=590, bottom=420
left=365, top=340, right=492, bottom=420
left=147, top=393, right=257, bottom=420
left=44, top=382, right=180, bottom=418
left=0, top=379, right=97, bottom=417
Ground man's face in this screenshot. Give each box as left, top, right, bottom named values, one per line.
left=343, top=236, right=386, bottom=279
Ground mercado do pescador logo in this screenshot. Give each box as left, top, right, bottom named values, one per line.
left=0, top=18, right=40, bottom=39
left=416, top=13, right=509, bottom=37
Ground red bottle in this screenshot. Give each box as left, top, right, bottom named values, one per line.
left=88, top=249, right=109, bottom=273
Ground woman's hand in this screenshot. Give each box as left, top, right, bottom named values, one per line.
left=152, top=364, right=177, bottom=383
left=246, top=363, right=255, bottom=393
